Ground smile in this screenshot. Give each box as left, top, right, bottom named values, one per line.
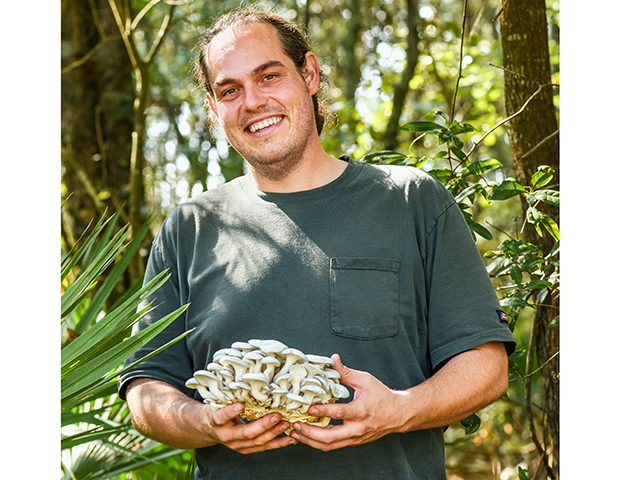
left=247, top=116, right=284, bottom=133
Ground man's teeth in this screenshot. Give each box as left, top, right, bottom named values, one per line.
left=248, top=116, right=282, bottom=133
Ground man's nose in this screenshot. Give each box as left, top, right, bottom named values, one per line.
left=243, top=84, right=268, bottom=111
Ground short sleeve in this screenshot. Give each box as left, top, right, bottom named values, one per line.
left=117, top=219, right=195, bottom=400
left=424, top=198, right=516, bottom=370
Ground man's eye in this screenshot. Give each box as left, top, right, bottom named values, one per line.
left=264, top=74, right=277, bottom=81
left=222, top=88, right=237, bottom=97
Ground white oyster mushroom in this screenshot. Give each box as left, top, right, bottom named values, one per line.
left=274, top=372, right=290, bottom=390
left=330, top=382, right=350, bottom=399
left=285, top=393, right=310, bottom=411
left=231, top=341, right=254, bottom=351
left=259, top=339, right=288, bottom=355
left=300, top=383, right=328, bottom=407
left=193, top=370, right=227, bottom=403
left=325, top=368, right=341, bottom=381
left=306, top=354, right=335, bottom=366
left=185, top=377, right=216, bottom=401
left=228, top=381, right=251, bottom=402
left=219, top=355, right=250, bottom=382
left=244, top=350, right=266, bottom=373
left=247, top=339, right=263, bottom=349
left=242, top=372, right=270, bottom=402
left=288, top=364, right=308, bottom=395
left=260, top=356, right=281, bottom=381
left=270, top=387, right=288, bottom=408
left=279, top=348, right=308, bottom=375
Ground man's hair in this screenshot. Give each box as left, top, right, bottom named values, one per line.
left=195, top=6, right=332, bottom=135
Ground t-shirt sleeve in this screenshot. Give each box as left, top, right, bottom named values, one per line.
left=423, top=191, right=516, bottom=370
left=117, top=218, right=195, bottom=400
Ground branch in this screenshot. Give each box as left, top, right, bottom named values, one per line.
left=463, top=82, right=556, bottom=162
left=449, top=0, right=469, bottom=125
left=524, top=350, right=559, bottom=378
left=492, top=0, right=509, bottom=23
left=144, top=5, right=175, bottom=64
left=131, top=0, right=163, bottom=30
left=61, top=35, right=119, bottom=75
left=519, top=129, right=559, bottom=161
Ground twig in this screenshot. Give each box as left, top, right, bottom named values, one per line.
left=145, top=7, right=175, bottom=64
left=492, top=0, right=509, bottom=23
left=61, top=35, right=119, bottom=75
left=463, top=82, right=555, bottom=162
left=519, top=129, right=559, bottom=161
left=131, top=0, right=163, bottom=30
left=525, top=350, right=559, bottom=378
left=449, top=0, right=469, bottom=126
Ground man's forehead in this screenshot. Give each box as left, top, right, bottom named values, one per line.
left=206, top=22, right=284, bottom=76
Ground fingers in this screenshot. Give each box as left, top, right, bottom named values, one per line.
left=209, top=404, right=296, bottom=454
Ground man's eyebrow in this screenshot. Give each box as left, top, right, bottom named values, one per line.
left=212, top=60, right=287, bottom=91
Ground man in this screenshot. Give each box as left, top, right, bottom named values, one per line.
left=119, top=7, right=516, bottom=479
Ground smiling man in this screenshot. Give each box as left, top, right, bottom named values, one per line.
left=119, top=7, right=516, bottom=480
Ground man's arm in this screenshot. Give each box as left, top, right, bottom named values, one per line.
left=290, top=341, right=508, bottom=451
left=125, top=377, right=296, bottom=454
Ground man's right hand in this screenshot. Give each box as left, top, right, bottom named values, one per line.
left=125, top=378, right=295, bottom=453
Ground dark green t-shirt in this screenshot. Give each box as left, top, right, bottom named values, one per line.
left=119, top=158, right=515, bottom=479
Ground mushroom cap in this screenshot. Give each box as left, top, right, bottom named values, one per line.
left=325, top=369, right=341, bottom=380
left=242, top=372, right=269, bottom=383
left=306, top=354, right=335, bottom=366
left=330, top=382, right=350, bottom=399
left=282, top=347, right=308, bottom=362
left=285, top=393, right=310, bottom=405
left=244, top=350, right=265, bottom=361
left=193, top=370, right=218, bottom=382
left=260, top=356, right=281, bottom=366
left=206, top=362, right=223, bottom=372
left=300, top=384, right=326, bottom=396
left=185, top=378, right=201, bottom=389
left=247, top=339, right=263, bottom=348
left=259, top=339, right=288, bottom=354
left=219, top=356, right=249, bottom=367
left=231, top=341, right=254, bottom=351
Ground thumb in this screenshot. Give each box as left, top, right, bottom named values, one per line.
left=330, top=353, right=363, bottom=390
left=211, top=402, right=244, bottom=426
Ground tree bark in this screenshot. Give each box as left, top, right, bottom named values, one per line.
left=61, top=0, right=134, bottom=255
left=381, top=0, right=420, bottom=150
left=500, top=0, right=559, bottom=477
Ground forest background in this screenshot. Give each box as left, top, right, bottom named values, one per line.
left=2, top=0, right=638, bottom=479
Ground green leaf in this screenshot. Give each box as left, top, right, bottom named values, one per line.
left=523, top=280, right=552, bottom=291
left=360, top=150, right=408, bottom=164
left=500, top=297, right=534, bottom=308
left=400, top=120, right=447, bottom=133
left=509, top=264, right=523, bottom=286
left=518, top=466, right=531, bottom=480
left=467, top=218, right=493, bottom=240
left=491, top=179, right=526, bottom=200
left=450, top=121, right=477, bottom=135
left=426, top=169, right=451, bottom=184
left=531, top=166, right=554, bottom=189
left=548, top=315, right=559, bottom=327
left=460, top=414, right=481, bottom=435
left=61, top=303, right=189, bottom=403
left=463, top=158, right=502, bottom=177
left=527, top=189, right=559, bottom=207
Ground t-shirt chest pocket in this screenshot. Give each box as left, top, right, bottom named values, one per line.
left=329, top=257, right=400, bottom=339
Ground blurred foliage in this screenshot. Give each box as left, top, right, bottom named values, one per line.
left=62, top=0, right=560, bottom=478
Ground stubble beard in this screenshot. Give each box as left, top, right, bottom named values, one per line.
left=228, top=108, right=316, bottom=183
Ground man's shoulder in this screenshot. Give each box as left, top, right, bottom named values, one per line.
left=355, top=160, right=452, bottom=202
left=160, top=176, right=246, bottom=231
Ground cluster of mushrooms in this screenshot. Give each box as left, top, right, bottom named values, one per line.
left=186, top=339, right=350, bottom=429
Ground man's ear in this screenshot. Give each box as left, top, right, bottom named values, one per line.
left=206, top=93, right=218, bottom=118
left=302, top=52, right=321, bottom=96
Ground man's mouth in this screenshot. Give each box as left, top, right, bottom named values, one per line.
left=247, top=116, right=284, bottom=133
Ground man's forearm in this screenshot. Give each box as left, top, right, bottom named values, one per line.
left=396, top=341, right=509, bottom=433
left=126, top=377, right=223, bottom=449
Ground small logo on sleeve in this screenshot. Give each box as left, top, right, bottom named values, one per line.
left=497, top=310, right=509, bottom=324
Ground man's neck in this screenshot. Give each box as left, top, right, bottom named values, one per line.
left=247, top=152, right=347, bottom=193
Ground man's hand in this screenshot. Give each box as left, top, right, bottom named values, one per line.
left=126, top=378, right=296, bottom=454
left=290, top=342, right=508, bottom=452
left=289, top=354, right=410, bottom=451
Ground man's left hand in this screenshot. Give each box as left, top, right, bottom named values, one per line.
left=289, top=353, right=408, bottom=451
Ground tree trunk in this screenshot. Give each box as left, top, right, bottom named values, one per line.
left=61, top=0, right=134, bottom=256
left=381, top=0, right=420, bottom=150
left=500, top=0, right=559, bottom=477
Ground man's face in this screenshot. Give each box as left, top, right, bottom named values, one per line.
left=206, top=22, right=320, bottom=177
